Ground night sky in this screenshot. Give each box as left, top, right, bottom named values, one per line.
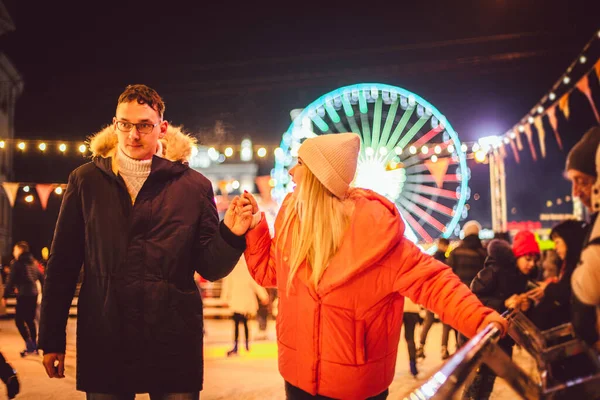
left=1, top=0, right=599, bottom=257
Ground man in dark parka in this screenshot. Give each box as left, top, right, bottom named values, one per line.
left=38, top=85, right=253, bottom=399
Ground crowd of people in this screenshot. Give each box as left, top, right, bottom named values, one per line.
left=0, top=82, right=598, bottom=400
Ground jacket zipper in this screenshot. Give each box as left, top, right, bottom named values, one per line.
left=315, top=297, right=322, bottom=394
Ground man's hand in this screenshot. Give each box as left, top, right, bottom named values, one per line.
left=43, top=353, right=66, bottom=378
left=224, top=195, right=254, bottom=236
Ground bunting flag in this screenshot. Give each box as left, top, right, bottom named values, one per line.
left=515, top=130, right=523, bottom=151
left=498, top=143, right=507, bottom=159
left=255, top=175, right=272, bottom=203
left=217, top=180, right=230, bottom=197
left=595, top=59, right=600, bottom=84
left=1, top=182, right=19, bottom=207
left=524, top=124, right=537, bottom=161
left=509, top=137, right=520, bottom=163
left=546, top=105, right=563, bottom=150
left=559, top=93, right=571, bottom=120
left=424, top=157, right=450, bottom=188
left=35, top=184, right=54, bottom=210
left=576, top=74, right=600, bottom=123
left=534, top=116, right=547, bottom=158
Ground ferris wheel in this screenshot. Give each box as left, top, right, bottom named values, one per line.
left=271, top=83, right=471, bottom=243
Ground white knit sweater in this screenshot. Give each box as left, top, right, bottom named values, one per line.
left=116, top=147, right=152, bottom=203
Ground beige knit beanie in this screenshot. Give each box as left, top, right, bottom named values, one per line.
left=297, top=133, right=361, bottom=199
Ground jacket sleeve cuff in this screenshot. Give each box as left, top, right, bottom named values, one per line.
left=219, top=221, right=246, bottom=250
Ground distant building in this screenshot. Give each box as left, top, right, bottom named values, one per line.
left=0, top=1, right=24, bottom=255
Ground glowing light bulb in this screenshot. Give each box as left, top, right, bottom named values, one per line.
left=434, top=145, right=441, bottom=154
left=447, top=144, right=454, bottom=153
left=431, top=155, right=438, bottom=163
left=472, top=144, right=480, bottom=152
left=0, top=141, right=5, bottom=149
left=460, top=144, right=467, bottom=152
left=79, top=144, right=87, bottom=153
left=55, top=187, right=63, bottom=195
left=18, top=142, right=25, bottom=150
left=257, top=147, right=267, bottom=157
left=563, top=76, right=570, bottom=85
left=421, top=146, right=428, bottom=154
left=518, top=125, right=525, bottom=133
left=365, top=147, right=375, bottom=157
left=527, top=116, right=534, bottom=124
left=23, top=186, right=30, bottom=193
left=379, top=147, right=388, bottom=156
left=549, top=92, right=556, bottom=101
left=409, top=146, right=417, bottom=155
left=394, top=147, right=402, bottom=155
left=39, top=143, right=47, bottom=151
left=59, top=143, right=67, bottom=152
left=580, top=55, right=587, bottom=64
left=475, top=150, right=487, bottom=163
left=25, top=195, right=34, bottom=203
left=231, top=180, right=240, bottom=190
left=537, top=106, right=544, bottom=114
left=224, top=147, right=234, bottom=157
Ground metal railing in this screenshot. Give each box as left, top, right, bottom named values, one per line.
left=401, top=310, right=600, bottom=399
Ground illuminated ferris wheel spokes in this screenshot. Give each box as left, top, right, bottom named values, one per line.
left=274, top=84, right=470, bottom=243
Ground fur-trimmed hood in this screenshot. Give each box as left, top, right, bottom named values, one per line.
left=88, top=124, right=197, bottom=163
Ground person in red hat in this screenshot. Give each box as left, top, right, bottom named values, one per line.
left=462, top=231, right=540, bottom=400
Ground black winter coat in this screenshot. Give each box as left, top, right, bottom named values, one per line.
left=38, top=126, right=245, bottom=394
left=3, top=252, right=44, bottom=298
left=470, top=239, right=531, bottom=314
left=448, top=234, right=487, bottom=285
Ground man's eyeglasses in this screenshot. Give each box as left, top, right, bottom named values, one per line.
left=115, top=120, right=159, bottom=135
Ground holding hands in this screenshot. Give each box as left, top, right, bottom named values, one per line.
left=223, top=191, right=261, bottom=236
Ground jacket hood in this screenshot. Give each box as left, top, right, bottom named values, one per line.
left=462, top=234, right=484, bottom=250
left=316, top=188, right=405, bottom=296
left=486, top=239, right=515, bottom=269
left=88, top=124, right=197, bottom=163
left=17, top=252, right=34, bottom=265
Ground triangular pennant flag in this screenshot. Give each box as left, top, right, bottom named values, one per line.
left=36, top=184, right=54, bottom=211
left=509, top=138, right=520, bottom=163
left=595, top=59, right=600, bottom=84
left=424, top=157, right=450, bottom=188
left=546, top=105, right=563, bottom=150
left=498, top=143, right=507, bottom=159
left=217, top=180, right=229, bottom=196
left=515, top=129, right=523, bottom=151
left=524, top=124, right=537, bottom=161
left=534, top=116, right=547, bottom=158
left=255, top=175, right=272, bottom=203
left=576, top=74, right=600, bottom=123
left=559, top=93, right=570, bottom=120
left=1, top=182, right=19, bottom=207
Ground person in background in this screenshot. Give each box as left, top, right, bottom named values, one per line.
left=528, top=220, right=585, bottom=330
left=403, top=297, right=422, bottom=378
left=572, top=138, right=600, bottom=348
left=446, top=221, right=487, bottom=359
left=462, top=231, right=539, bottom=400
left=0, top=352, right=19, bottom=399
left=564, top=126, right=600, bottom=347
left=241, top=133, right=507, bottom=399
left=221, top=256, right=269, bottom=356
left=416, top=237, right=450, bottom=360
left=2, top=241, right=44, bottom=357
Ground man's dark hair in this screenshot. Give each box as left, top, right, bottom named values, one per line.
left=438, top=238, right=450, bottom=246
left=117, top=84, right=165, bottom=118
left=14, top=241, right=30, bottom=253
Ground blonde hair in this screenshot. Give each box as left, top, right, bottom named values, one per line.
left=279, top=168, right=350, bottom=294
